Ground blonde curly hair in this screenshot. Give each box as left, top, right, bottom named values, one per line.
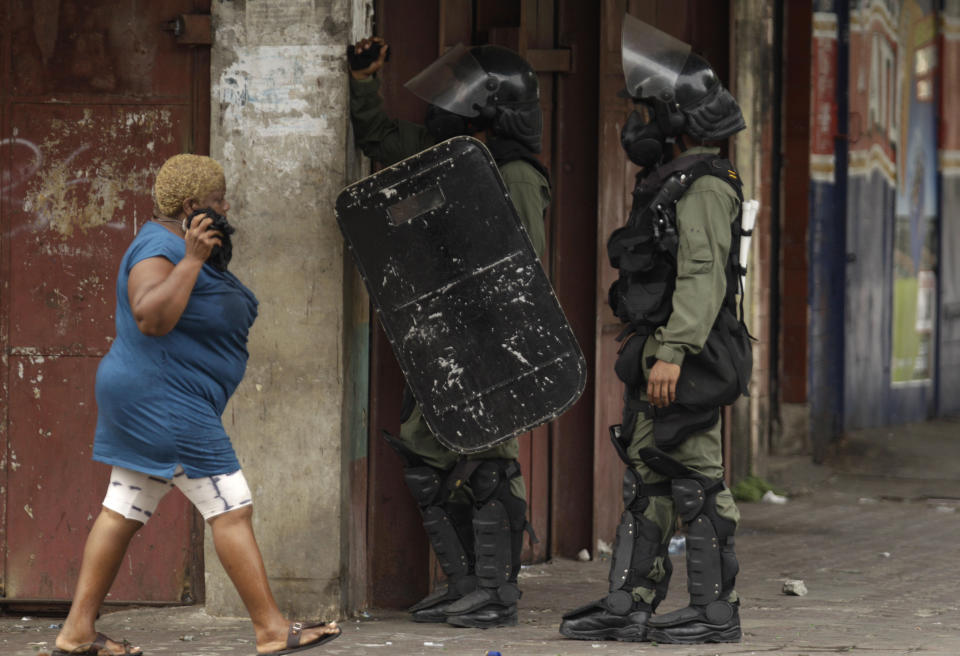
left=153, top=154, right=225, bottom=218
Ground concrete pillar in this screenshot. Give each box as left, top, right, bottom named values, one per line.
left=731, top=0, right=776, bottom=480
left=205, top=0, right=372, bottom=618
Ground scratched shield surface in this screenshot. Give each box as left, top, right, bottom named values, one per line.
left=1, top=0, right=204, bottom=602
left=336, top=136, right=586, bottom=453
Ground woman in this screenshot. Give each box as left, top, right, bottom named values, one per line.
left=53, top=154, right=340, bottom=656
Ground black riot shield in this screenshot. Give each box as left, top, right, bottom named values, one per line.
left=336, top=136, right=586, bottom=453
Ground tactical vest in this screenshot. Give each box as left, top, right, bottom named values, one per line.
left=607, top=154, right=753, bottom=415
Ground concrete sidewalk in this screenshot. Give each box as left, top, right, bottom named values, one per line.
left=4, top=420, right=960, bottom=655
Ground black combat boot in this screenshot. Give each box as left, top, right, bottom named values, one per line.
left=560, top=591, right=652, bottom=642
left=410, top=574, right=478, bottom=623
left=646, top=600, right=741, bottom=643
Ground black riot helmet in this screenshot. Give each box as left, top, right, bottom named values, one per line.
left=619, top=14, right=745, bottom=166
left=405, top=43, right=543, bottom=152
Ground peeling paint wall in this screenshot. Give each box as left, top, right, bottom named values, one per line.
left=2, top=0, right=218, bottom=602
left=206, top=0, right=368, bottom=618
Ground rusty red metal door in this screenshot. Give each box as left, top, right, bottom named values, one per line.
left=1, top=0, right=211, bottom=603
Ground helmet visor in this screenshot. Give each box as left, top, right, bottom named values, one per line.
left=404, top=44, right=491, bottom=118
left=621, top=13, right=691, bottom=100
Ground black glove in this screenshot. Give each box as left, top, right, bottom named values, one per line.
left=347, top=42, right=391, bottom=70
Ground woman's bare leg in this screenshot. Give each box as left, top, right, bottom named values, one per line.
left=208, top=506, right=338, bottom=654
left=55, top=507, right=143, bottom=654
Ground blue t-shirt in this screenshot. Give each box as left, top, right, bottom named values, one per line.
left=92, top=222, right=259, bottom=478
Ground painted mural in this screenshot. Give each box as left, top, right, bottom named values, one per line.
left=937, top=1, right=960, bottom=415
left=842, top=0, right=944, bottom=425
left=845, top=0, right=900, bottom=427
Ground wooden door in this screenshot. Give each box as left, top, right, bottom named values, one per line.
left=0, top=0, right=211, bottom=603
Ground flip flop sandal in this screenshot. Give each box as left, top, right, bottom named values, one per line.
left=259, top=621, right=342, bottom=655
left=51, top=632, right=143, bottom=656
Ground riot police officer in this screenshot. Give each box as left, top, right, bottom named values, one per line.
left=559, top=15, right=752, bottom=644
left=347, top=37, right=549, bottom=629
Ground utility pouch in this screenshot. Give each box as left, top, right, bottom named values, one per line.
left=675, top=309, right=752, bottom=410
left=614, top=332, right=647, bottom=388
left=608, top=265, right=675, bottom=330
left=652, top=406, right=721, bottom=450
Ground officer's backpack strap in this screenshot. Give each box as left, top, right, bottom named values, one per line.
left=693, top=157, right=743, bottom=199
left=611, top=155, right=742, bottom=265
left=693, top=157, right=747, bottom=312
left=608, top=165, right=705, bottom=264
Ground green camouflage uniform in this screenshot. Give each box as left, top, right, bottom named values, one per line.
left=626, top=146, right=741, bottom=606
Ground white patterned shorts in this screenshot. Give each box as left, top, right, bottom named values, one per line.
left=103, top=465, right=253, bottom=523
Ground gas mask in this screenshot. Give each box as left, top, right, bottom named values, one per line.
left=424, top=104, right=473, bottom=142
left=620, top=107, right=667, bottom=168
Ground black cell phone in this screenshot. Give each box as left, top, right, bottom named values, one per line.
left=347, top=42, right=391, bottom=70
left=191, top=207, right=231, bottom=235
left=190, top=207, right=234, bottom=271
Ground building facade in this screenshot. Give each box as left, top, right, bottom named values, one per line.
left=12, top=0, right=953, bottom=619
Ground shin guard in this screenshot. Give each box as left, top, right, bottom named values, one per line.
left=672, top=478, right=738, bottom=604
left=401, top=465, right=476, bottom=611
left=606, top=468, right=672, bottom=611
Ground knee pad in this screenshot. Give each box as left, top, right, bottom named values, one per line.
left=671, top=478, right=706, bottom=521
left=469, top=460, right=527, bottom=529
left=403, top=466, right=443, bottom=507
left=469, top=460, right=503, bottom=502
left=622, top=468, right=650, bottom=513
